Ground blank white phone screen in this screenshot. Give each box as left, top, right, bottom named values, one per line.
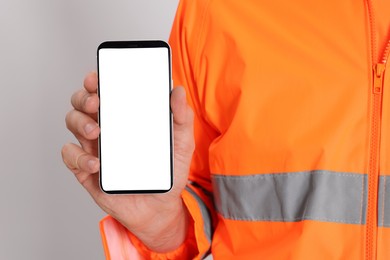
left=98, top=46, right=172, bottom=192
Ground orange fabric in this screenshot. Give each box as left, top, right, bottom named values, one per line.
left=372, top=0, right=390, bottom=61
left=169, top=0, right=389, bottom=259
left=181, top=186, right=217, bottom=258
left=100, top=216, right=143, bottom=260
left=377, top=227, right=390, bottom=260
left=212, top=219, right=364, bottom=259
left=100, top=217, right=112, bottom=260
left=100, top=0, right=390, bottom=259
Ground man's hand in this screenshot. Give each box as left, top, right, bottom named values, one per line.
left=61, top=72, right=195, bottom=252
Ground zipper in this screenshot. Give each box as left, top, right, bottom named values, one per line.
left=365, top=0, right=389, bottom=257
left=381, top=38, right=390, bottom=64
left=366, top=63, right=385, bottom=260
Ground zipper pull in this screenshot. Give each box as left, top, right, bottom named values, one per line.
left=373, top=63, right=385, bottom=94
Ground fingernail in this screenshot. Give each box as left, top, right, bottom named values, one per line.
left=88, top=159, right=99, bottom=171
left=84, top=123, right=97, bottom=135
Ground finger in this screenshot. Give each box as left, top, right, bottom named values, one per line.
left=61, top=143, right=99, bottom=173
left=171, top=86, right=194, bottom=127
left=84, top=71, right=98, bottom=93
left=71, top=89, right=99, bottom=114
left=61, top=143, right=102, bottom=200
left=66, top=109, right=100, bottom=141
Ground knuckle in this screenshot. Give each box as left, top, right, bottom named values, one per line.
left=71, top=90, right=81, bottom=107
left=83, top=76, right=90, bottom=89
left=65, top=110, right=81, bottom=133
left=71, top=89, right=89, bottom=112
left=76, top=153, right=88, bottom=171
left=61, top=144, right=73, bottom=167
left=65, top=110, right=73, bottom=128
left=61, top=144, right=68, bottom=158
left=80, top=91, right=89, bottom=110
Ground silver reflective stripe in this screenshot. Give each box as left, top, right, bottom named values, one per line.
left=212, top=170, right=368, bottom=225
left=185, top=185, right=213, bottom=243
left=378, top=176, right=390, bottom=227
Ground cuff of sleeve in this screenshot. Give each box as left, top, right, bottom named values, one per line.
left=100, top=215, right=143, bottom=260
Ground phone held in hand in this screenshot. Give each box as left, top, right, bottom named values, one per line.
left=97, top=41, right=173, bottom=194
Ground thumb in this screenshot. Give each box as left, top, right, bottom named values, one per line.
left=170, top=86, right=195, bottom=190
left=171, top=86, right=194, bottom=127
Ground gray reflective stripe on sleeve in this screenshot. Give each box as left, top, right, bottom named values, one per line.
left=378, top=176, right=390, bottom=227
left=212, top=170, right=368, bottom=225
left=185, top=186, right=213, bottom=243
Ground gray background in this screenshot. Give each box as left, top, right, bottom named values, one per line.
left=0, top=0, right=179, bottom=259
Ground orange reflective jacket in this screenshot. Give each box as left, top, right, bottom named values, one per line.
left=100, top=0, right=390, bottom=259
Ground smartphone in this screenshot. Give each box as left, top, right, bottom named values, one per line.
left=97, top=41, right=173, bottom=194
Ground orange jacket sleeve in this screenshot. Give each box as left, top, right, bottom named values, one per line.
left=168, top=0, right=218, bottom=257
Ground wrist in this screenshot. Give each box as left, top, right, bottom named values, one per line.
left=133, top=200, right=191, bottom=253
